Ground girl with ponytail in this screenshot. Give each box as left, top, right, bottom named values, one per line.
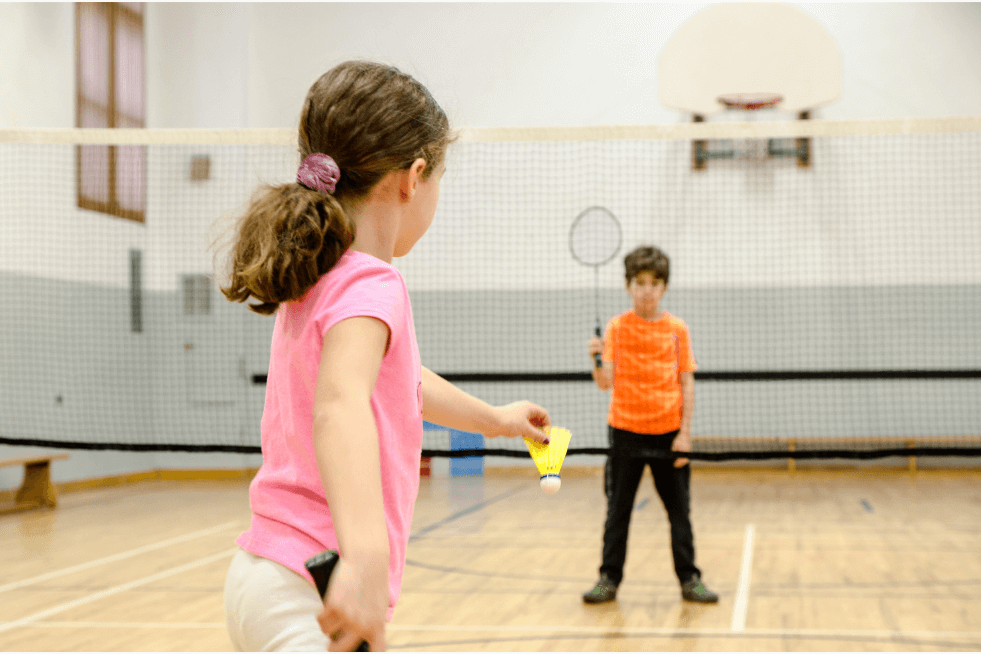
left=220, top=61, right=552, bottom=652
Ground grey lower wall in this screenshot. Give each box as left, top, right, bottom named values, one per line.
left=413, top=285, right=981, bottom=373
left=412, top=285, right=980, bottom=449
left=0, top=271, right=264, bottom=488
left=1, top=271, right=979, bottom=488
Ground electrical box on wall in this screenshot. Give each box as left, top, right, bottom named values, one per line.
left=190, top=155, right=211, bottom=181
left=182, top=274, right=212, bottom=316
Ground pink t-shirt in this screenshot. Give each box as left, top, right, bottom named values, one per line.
left=236, top=249, right=423, bottom=618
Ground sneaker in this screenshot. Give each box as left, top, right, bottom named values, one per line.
left=681, top=575, right=719, bottom=603
left=582, top=574, right=618, bottom=604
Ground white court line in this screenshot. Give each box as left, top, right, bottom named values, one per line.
left=6, top=622, right=981, bottom=643
left=0, top=548, right=238, bottom=635
left=4, top=622, right=228, bottom=629
left=731, top=523, right=756, bottom=632
left=386, top=625, right=981, bottom=640
left=0, top=521, right=239, bottom=594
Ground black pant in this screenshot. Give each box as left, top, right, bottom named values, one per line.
left=599, top=426, right=700, bottom=586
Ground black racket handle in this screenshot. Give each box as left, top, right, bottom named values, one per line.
left=593, top=325, right=603, bottom=369
left=304, top=550, right=370, bottom=652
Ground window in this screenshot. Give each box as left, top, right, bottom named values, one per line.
left=76, top=3, right=146, bottom=222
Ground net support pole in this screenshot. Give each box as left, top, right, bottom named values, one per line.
left=691, top=114, right=707, bottom=171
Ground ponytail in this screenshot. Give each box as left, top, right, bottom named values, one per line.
left=218, top=60, right=452, bottom=315
left=219, top=182, right=354, bottom=315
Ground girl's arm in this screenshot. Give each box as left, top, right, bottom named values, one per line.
left=421, top=366, right=551, bottom=443
left=312, top=316, right=390, bottom=652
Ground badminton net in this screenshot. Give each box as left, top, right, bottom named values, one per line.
left=1, top=119, right=979, bottom=461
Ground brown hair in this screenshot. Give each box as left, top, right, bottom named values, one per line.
left=624, top=245, right=670, bottom=284
left=219, top=60, right=453, bottom=315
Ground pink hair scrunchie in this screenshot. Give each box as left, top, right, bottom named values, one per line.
left=296, top=153, right=341, bottom=195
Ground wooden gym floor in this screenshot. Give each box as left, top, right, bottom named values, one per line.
left=1, top=467, right=980, bottom=651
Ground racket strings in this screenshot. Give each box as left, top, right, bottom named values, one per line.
left=569, top=206, right=622, bottom=267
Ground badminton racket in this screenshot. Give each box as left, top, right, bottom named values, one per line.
left=569, top=206, right=622, bottom=368
left=305, top=550, right=370, bottom=652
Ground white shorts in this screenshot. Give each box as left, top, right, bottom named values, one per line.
left=223, top=548, right=331, bottom=652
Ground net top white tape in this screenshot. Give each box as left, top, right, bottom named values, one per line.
left=2, top=117, right=980, bottom=145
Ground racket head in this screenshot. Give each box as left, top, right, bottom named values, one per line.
left=569, top=206, right=623, bottom=268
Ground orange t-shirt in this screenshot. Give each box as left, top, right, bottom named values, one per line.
left=603, top=310, right=697, bottom=435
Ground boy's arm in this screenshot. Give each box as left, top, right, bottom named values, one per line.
left=588, top=336, right=614, bottom=391
left=421, top=366, right=550, bottom=443
left=672, top=371, right=695, bottom=468
left=591, top=361, right=614, bottom=391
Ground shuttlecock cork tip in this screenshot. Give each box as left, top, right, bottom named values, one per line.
left=540, top=474, right=561, bottom=494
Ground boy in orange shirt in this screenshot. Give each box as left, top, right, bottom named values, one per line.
left=583, top=245, right=718, bottom=604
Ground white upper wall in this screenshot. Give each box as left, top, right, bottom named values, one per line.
left=243, top=2, right=981, bottom=129
left=147, top=3, right=249, bottom=129
left=803, top=3, right=981, bottom=119
left=2, top=3, right=981, bottom=130
left=245, top=2, right=707, bottom=128
left=0, top=3, right=75, bottom=127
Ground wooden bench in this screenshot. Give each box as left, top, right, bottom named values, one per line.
left=0, top=454, right=70, bottom=515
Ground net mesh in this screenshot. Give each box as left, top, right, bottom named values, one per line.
left=1, top=120, right=979, bottom=461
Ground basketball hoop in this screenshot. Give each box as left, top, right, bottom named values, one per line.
left=692, top=92, right=810, bottom=170
left=717, top=93, right=783, bottom=111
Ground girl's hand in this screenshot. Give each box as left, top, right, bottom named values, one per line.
left=672, top=431, right=692, bottom=468
left=587, top=336, right=604, bottom=358
left=484, top=401, right=551, bottom=444
left=317, top=556, right=389, bottom=652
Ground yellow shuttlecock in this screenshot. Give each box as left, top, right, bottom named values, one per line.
left=523, top=426, right=571, bottom=494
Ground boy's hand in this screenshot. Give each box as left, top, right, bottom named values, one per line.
left=587, top=336, right=604, bottom=359
left=485, top=401, right=551, bottom=445
left=672, top=431, right=691, bottom=468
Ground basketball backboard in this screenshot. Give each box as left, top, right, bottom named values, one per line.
left=658, top=3, right=842, bottom=117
